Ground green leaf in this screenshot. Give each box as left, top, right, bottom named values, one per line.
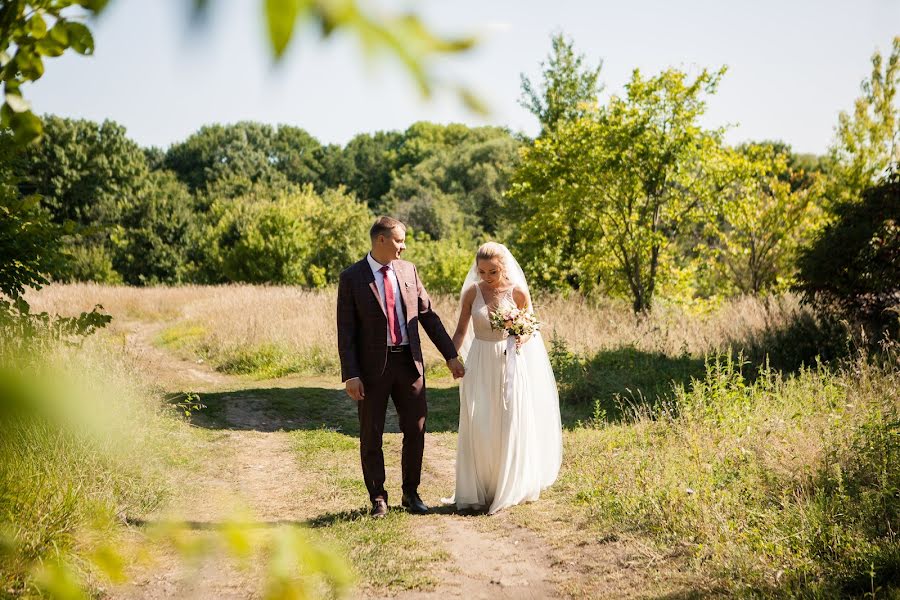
left=49, top=21, right=70, bottom=46
left=77, top=0, right=111, bottom=11
left=9, top=109, right=43, bottom=145
left=265, top=0, right=300, bottom=58
left=65, top=22, right=94, bottom=55
left=457, top=86, right=490, bottom=116
left=5, top=92, right=30, bottom=113
left=26, top=13, right=48, bottom=39
left=15, top=50, right=45, bottom=79
left=35, top=37, right=66, bottom=57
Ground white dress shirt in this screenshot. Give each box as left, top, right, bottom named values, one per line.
left=367, top=253, right=409, bottom=346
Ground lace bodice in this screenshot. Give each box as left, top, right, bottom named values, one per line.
left=471, top=283, right=513, bottom=342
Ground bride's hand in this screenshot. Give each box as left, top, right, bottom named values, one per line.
left=515, top=334, right=531, bottom=350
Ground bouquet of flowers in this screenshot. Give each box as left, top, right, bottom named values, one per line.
left=489, top=299, right=541, bottom=354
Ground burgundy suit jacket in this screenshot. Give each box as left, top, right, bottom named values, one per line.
left=336, top=257, right=458, bottom=383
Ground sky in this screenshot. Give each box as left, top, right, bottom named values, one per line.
left=28, top=0, right=900, bottom=154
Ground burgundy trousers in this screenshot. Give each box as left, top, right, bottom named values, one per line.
left=358, top=348, right=427, bottom=504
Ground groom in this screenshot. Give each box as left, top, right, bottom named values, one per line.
left=337, top=216, right=465, bottom=518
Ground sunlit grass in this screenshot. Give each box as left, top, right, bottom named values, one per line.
left=557, top=350, right=900, bottom=596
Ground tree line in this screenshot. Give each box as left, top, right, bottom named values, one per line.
left=1, top=33, right=898, bottom=338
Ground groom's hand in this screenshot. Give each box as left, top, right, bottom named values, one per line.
left=447, top=358, right=465, bottom=379
left=345, top=377, right=365, bottom=401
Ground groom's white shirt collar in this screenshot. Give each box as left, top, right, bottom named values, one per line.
left=366, top=252, right=391, bottom=273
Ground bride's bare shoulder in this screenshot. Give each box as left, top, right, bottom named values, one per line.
left=511, top=285, right=530, bottom=307
left=462, top=282, right=478, bottom=305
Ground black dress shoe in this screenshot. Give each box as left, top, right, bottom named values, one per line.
left=401, top=492, right=429, bottom=514
left=371, top=498, right=388, bottom=518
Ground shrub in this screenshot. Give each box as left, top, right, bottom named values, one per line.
left=199, top=185, right=370, bottom=286
left=795, top=175, right=900, bottom=340
left=404, top=232, right=474, bottom=295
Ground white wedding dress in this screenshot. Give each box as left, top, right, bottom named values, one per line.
left=453, top=261, right=562, bottom=514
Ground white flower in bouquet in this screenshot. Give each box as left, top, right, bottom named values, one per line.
left=488, top=298, right=541, bottom=353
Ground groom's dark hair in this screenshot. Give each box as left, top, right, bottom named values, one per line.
left=370, top=216, right=406, bottom=240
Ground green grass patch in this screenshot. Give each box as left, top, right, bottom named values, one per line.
left=287, top=427, right=447, bottom=592
left=0, top=338, right=197, bottom=597
left=157, top=323, right=209, bottom=350
left=309, top=511, right=446, bottom=592
left=559, top=351, right=900, bottom=597
left=216, top=344, right=339, bottom=379
left=550, top=339, right=705, bottom=419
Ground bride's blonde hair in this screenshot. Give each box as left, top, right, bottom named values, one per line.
left=476, top=242, right=509, bottom=276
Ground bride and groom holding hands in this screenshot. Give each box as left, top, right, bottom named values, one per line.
left=337, top=216, right=562, bottom=518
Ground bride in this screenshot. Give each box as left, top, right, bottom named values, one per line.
left=449, top=242, right=562, bottom=514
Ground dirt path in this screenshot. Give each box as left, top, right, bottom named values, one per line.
left=111, top=320, right=567, bottom=599
left=392, top=439, right=563, bottom=600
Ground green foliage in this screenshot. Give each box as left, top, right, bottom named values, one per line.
left=5, top=116, right=524, bottom=288
left=20, top=115, right=149, bottom=227
left=565, top=351, right=900, bottom=595
left=115, top=170, right=198, bottom=285
left=0, top=0, right=106, bottom=145
left=18, top=116, right=150, bottom=283
left=248, top=0, right=479, bottom=106
left=164, top=122, right=321, bottom=197
left=56, top=240, right=121, bottom=283
left=710, top=143, right=826, bottom=294
left=319, top=131, right=403, bottom=210
left=519, top=33, right=603, bottom=135
left=550, top=337, right=705, bottom=417
left=404, top=232, right=474, bottom=295
left=828, top=36, right=900, bottom=206
left=1, top=0, right=482, bottom=147
left=386, top=124, right=519, bottom=238
left=509, top=67, right=729, bottom=311
left=199, top=185, right=370, bottom=286
left=0, top=167, right=64, bottom=299
left=795, top=175, right=900, bottom=339
left=215, top=343, right=338, bottom=379
left=0, top=131, right=112, bottom=343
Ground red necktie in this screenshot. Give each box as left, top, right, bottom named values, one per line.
left=380, top=265, right=402, bottom=345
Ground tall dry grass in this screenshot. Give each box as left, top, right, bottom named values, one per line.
left=26, top=285, right=834, bottom=379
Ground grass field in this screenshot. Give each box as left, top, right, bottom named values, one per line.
left=3, top=283, right=896, bottom=598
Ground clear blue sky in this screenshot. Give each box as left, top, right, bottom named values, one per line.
left=29, top=0, right=900, bottom=154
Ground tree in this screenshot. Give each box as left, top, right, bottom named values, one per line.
left=712, top=144, right=825, bottom=294
left=795, top=175, right=899, bottom=339
left=519, top=33, right=603, bottom=136
left=828, top=36, right=900, bottom=205
left=17, top=116, right=150, bottom=282
left=385, top=124, right=520, bottom=237
left=199, top=185, right=370, bottom=286
left=0, top=134, right=64, bottom=299
left=509, top=67, right=728, bottom=312
left=20, top=116, right=149, bottom=227
left=163, top=122, right=316, bottom=196
left=319, top=130, right=403, bottom=210
left=115, top=170, right=197, bottom=285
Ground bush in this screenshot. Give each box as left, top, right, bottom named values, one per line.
left=115, top=170, right=198, bottom=285
left=403, top=232, right=474, bottom=295
left=795, top=175, right=900, bottom=339
left=199, top=185, right=370, bottom=286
